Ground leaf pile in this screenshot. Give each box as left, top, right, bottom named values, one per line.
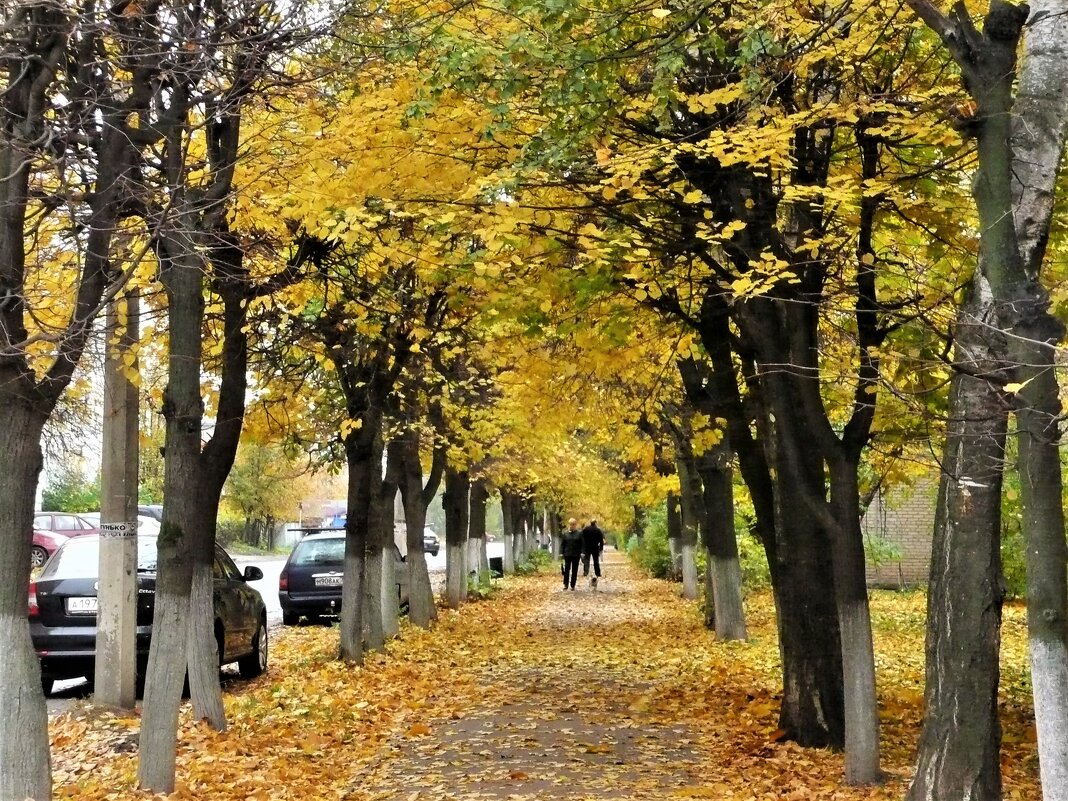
left=51, top=553, right=1039, bottom=799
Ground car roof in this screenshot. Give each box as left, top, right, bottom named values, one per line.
left=299, top=531, right=346, bottom=542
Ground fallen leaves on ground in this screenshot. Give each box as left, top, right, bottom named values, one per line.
left=51, top=553, right=1040, bottom=799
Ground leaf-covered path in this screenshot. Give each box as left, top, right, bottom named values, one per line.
left=52, top=552, right=1040, bottom=800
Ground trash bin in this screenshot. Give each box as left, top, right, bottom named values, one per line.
left=488, top=556, right=504, bottom=578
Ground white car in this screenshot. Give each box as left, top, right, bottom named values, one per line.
left=77, top=512, right=162, bottom=537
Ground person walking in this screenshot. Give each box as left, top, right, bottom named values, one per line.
left=581, top=518, right=605, bottom=588
left=560, top=518, right=583, bottom=590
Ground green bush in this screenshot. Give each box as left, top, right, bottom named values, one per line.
left=514, top=547, right=552, bottom=575
left=1001, top=516, right=1027, bottom=600
left=737, top=529, right=771, bottom=590
left=628, top=507, right=675, bottom=579
left=41, top=467, right=100, bottom=513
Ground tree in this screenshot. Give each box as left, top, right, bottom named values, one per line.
left=904, top=1, right=1068, bottom=798
left=0, top=5, right=159, bottom=796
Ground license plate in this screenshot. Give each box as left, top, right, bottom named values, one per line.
left=67, top=597, right=98, bottom=614
left=314, top=575, right=343, bottom=587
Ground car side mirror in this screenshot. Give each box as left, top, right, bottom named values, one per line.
left=243, top=566, right=264, bottom=581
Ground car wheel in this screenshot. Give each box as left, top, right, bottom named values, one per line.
left=282, top=610, right=298, bottom=626
left=238, top=619, right=267, bottom=679
left=30, top=546, right=48, bottom=569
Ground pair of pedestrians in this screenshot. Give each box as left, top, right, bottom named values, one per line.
left=560, top=518, right=604, bottom=590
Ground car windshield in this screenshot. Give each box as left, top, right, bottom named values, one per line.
left=292, top=538, right=345, bottom=566
left=42, top=537, right=159, bottom=579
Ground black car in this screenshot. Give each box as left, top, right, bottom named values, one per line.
left=279, top=531, right=409, bottom=625
left=422, top=527, right=440, bottom=557
left=30, top=534, right=268, bottom=694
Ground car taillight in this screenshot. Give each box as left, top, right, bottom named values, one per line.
left=28, top=582, right=39, bottom=618
left=279, top=571, right=288, bottom=592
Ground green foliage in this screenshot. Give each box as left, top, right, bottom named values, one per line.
left=467, top=570, right=495, bottom=599
left=1001, top=465, right=1027, bottom=599
left=628, top=506, right=674, bottom=579
left=41, top=466, right=100, bottom=513
left=515, top=548, right=552, bottom=575
left=737, top=528, right=771, bottom=591
left=864, top=532, right=904, bottom=569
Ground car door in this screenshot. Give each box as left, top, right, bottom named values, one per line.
left=213, top=548, right=258, bottom=660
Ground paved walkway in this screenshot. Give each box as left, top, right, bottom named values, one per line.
left=353, top=552, right=716, bottom=800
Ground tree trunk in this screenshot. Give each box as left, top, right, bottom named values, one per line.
left=905, top=5, right=1068, bottom=797
left=768, top=454, right=845, bottom=749
left=186, top=499, right=225, bottom=731
left=909, top=285, right=1006, bottom=801
left=699, top=301, right=845, bottom=749
left=138, top=226, right=205, bottom=793
left=676, top=453, right=701, bottom=600
left=665, top=492, right=682, bottom=581
left=443, top=467, right=470, bottom=608
left=363, top=428, right=387, bottom=653
left=501, top=491, right=517, bottom=574
left=827, top=460, right=881, bottom=784
left=0, top=405, right=50, bottom=801
left=468, top=478, right=490, bottom=576
left=697, top=443, right=747, bottom=640
left=339, top=422, right=376, bottom=663
left=398, top=427, right=441, bottom=628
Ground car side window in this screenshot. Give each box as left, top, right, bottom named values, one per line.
left=214, top=548, right=242, bottom=581
left=56, top=515, right=78, bottom=530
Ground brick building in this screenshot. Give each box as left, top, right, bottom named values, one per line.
left=861, top=478, right=938, bottom=588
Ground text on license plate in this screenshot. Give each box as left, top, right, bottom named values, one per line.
left=67, top=597, right=98, bottom=614
left=314, top=575, right=343, bottom=587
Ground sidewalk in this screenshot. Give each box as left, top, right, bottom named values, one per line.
left=48, top=550, right=1040, bottom=801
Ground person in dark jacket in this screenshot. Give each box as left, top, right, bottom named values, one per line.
left=581, top=519, right=605, bottom=588
left=560, top=518, right=583, bottom=590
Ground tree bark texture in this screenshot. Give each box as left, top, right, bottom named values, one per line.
left=676, top=451, right=702, bottom=601
left=699, top=300, right=845, bottom=749
left=468, top=478, right=490, bottom=576
left=908, top=284, right=1006, bottom=801
left=665, top=492, right=682, bottom=581
left=339, top=425, right=374, bottom=663
left=443, top=467, right=470, bottom=609
left=0, top=406, right=49, bottom=801
left=697, top=443, right=747, bottom=640
left=362, top=429, right=387, bottom=653
left=139, top=234, right=204, bottom=793
left=905, top=4, right=1068, bottom=797
left=398, top=426, right=442, bottom=628
left=501, top=491, right=518, bottom=573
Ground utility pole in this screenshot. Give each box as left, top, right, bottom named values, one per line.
left=96, top=290, right=140, bottom=708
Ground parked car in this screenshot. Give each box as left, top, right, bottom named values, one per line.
left=32, top=529, right=69, bottom=569
left=32, top=512, right=98, bottom=537
left=279, top=531, right=409, bottom=625
left=30, top=534, right=267, bottom=694
left=423, top=527, right=440, bottom=557
left=138, top=504, right=164, bottom=521
left=77, top=512, right=161, bottom=537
